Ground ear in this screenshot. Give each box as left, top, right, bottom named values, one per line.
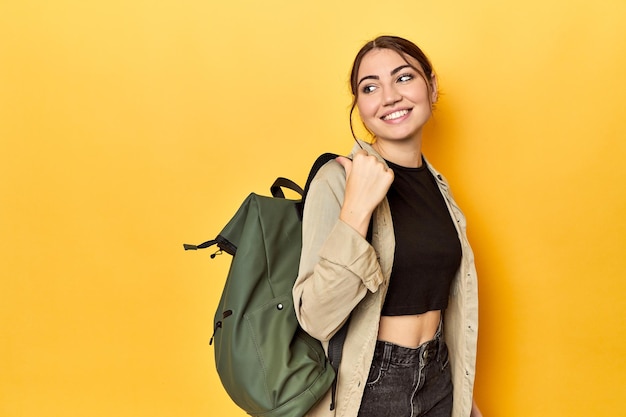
left=430, top=72, right=438, bottom=104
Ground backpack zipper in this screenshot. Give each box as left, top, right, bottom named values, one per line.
left=209, top=321, right=221, bottom=345
left=209, top=310, right=232, bottom=345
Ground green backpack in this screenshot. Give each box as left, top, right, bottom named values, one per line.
left=184, top=153, right=347, bottom=417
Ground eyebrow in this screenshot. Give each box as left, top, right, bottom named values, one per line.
left=357, top=64, right=413, bottom=87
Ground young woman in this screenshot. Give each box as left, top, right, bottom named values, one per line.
left=293, top=36, right=482, bottom=417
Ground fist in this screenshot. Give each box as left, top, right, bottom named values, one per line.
left=336, top=150, right=393, bottom=237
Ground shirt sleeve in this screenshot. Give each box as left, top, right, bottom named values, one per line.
left=293, top=162, right=385, bottom=342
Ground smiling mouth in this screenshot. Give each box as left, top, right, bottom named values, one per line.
left=382, top=109, right=410, bottom=121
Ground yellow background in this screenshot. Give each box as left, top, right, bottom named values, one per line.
left=1, top=1, right=625, bottom=416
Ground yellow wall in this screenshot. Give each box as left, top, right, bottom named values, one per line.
left=1, top=1, right=625, bottom=416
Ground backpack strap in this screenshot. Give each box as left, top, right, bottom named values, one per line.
left=300, top=152, right=349, bottom=411
left=302, top=153, right=339, bottom=199
left=272, top=152, right=338, bottom=200
left=328, top=318, right=350, bottom=411
left=295, top=152, right=339, bottom=220
left=270, top=177, right=304, bottom=198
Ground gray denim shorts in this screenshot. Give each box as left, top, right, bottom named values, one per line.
left=357, top=327, right=453, bottom=417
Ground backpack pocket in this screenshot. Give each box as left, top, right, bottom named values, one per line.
left=242, top=294, right=331, bottom=415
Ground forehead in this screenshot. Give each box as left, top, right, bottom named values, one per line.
left=357, top=48, right=420, bottom=76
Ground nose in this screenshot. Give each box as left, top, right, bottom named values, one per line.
left=382, top=84, right=402, bottom=106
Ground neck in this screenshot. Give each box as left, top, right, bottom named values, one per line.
left=372, top=135, right=423, bottom=168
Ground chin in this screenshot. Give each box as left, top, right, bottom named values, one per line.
left=378, top=129, right=422, bottom=142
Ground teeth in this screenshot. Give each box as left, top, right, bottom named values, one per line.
left=383, top=109, right=409, bottom=121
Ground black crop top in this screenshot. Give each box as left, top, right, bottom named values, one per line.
left=381, top=159, right=462, bottom=316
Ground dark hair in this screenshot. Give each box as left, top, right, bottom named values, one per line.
left=349, top=35, right=436, bottom=141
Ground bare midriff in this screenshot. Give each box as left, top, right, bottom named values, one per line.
left=377, top=310, right=441, bottom=348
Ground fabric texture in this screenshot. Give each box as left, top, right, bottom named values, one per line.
left=292, top=141, right=479, bottom=417
left=381, top=158, right=462, bottom=316
left=208, top=192, right=336, bottom=417
left=357, top=335, right=452, bottom=417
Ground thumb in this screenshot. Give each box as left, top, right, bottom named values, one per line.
left=335, top=156, right=352, bottom=177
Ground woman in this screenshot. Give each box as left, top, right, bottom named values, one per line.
left=293, top=36, right=482, bottom=417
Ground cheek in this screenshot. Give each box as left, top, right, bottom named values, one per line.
left=356, top=96, right=378, bottom=119
left=407, top=84, right=431, bottom=103
left=357, top=106, right=380, bottom=134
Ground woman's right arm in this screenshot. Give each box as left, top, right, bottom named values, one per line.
left=293, top=153, right=393, bottom=341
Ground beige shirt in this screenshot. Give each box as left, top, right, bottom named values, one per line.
left=293, top=141, right=479, bottom=417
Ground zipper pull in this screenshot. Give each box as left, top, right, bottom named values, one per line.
left=209, top=321, right=222, bottom=345
left=183, top=239, right=218, bottom=251
left=209, top=310, right=231, bottom=345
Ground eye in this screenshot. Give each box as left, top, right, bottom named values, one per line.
left=397, top=73, right=414, bottom=83
left=361, top=84, right=377, bottom=94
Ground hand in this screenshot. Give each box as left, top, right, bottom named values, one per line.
left=336, top=150, right=394, bottom=237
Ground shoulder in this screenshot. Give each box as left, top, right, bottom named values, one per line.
left=302, top=158, right=346, bottom=212
left=310, top=158, right=346, bottom=191
left=306, top=141, right=367, bottom=195
left=315, top=158, right=344, bottom=180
